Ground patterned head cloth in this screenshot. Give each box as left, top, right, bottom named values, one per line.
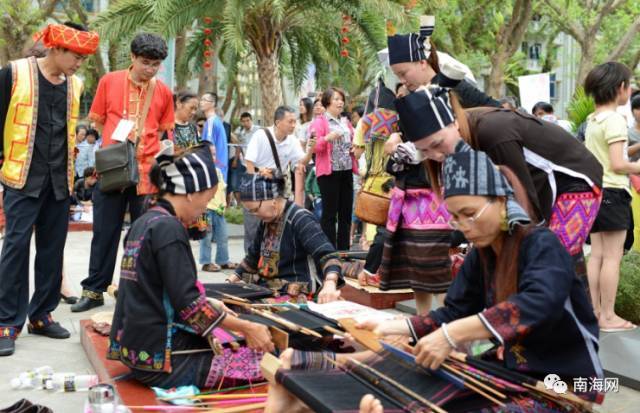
left=239, top=172, right=286, bottom=202
left=387, top=15, right=434, bottom=65
left=394, top=59, right=467, bottom=142
left=33, top=24, right=100, bottom=55
left=155, top=141, right=218, bottom=195
left=443, top=142, right=530, bottom=231
left=361, top=79, right=399, bottom=143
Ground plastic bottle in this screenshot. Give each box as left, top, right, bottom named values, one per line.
left=10, top=366, right=54, bottom=390
left=45, top=373, right=99, bottom=392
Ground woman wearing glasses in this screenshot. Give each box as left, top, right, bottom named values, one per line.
left=226, top=173, right=343, bottom=303
left=358, top=147, right=603, bottom=410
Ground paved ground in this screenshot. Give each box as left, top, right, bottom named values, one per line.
left=0, top=230, right=638, bottom=412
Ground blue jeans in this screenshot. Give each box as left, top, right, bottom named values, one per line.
left=199, top=210, right=230, bottom=265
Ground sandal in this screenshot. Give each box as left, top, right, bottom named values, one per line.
left=220, top=262, right=239, bottom=270
left=202, top=263, right=222, bottom=272
left=600, top=318, right=637, bottom=333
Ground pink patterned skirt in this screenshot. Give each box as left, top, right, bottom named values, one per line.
left=386, top=187, right=451, bottom=233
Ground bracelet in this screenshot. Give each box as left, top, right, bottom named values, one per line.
left=441, top=322, right=459, bottom=350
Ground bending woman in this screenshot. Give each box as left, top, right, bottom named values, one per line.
left=108, top=143, right=274, bottom=388
left=394, top=67, right=603, bottom=299
left=228, top=172, right=344, bottom=303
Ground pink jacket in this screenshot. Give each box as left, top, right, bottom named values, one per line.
left=309, top=114, right=359, bottom=177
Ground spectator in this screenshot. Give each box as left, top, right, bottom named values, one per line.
left=75, top=128, right=99, bottom=177
left=499, top=96, right=518, bottom=110
left=296, top=97, right=314, bottom=147
left=243, top=106, right=314, bottom=252
left=199, top=146, right=237, bottom=272
left=73, top=167, right=97, bottom=204
left=584, top=62, right=638, bottom=332
left=532, top=101, right=573, bottom=132
left=75, top=124, right=88, bottom=145
left=195, top=114, right=206, bottom=137
left=200, top=92, right=228, bottom=182
left=72, top=32, right=174, bottom=313
left=309, top=87, right=359, bottom=250
left=351, top=105, right=365, bottom=128
left=312, top=97, right=325, bottom=118
left=171, top=90, right=200, bottom=151
left=229, top=112, right=259, bottom=204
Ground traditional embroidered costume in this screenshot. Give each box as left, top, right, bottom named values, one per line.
left=408, top=147, right=603, bottom=403
left=108, top=145, right=262, bottom=388
left=0, top=24, right=98, bottom=348
left=235, top=174, right=344, bottom=299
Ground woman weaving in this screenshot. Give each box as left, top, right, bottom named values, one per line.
left=227, top=172, right=344, bottom=303
left=359, top=147, right=604, bottom=409
left=264, top=147, right=603, bottom=413
left=108, top=143, right=274, bottom=388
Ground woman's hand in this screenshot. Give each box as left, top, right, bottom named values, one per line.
left=317, top=280, right=341, bottom=303
left=384, top=132, right=403, bottom=155
left=207, top=297, right=238, bottom=317
left=243, top=321, right=275, bottom=353
left=356, top=318, right=410, bottom=337
left=325, top=131, right=340, bottom=142
left=413, top=328, right=453, bottom=370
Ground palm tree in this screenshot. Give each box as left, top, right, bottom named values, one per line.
left=95, top=0, right=413, bottom=121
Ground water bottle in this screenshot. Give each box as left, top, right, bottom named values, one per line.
left=45, top=373, right=99, bottom=392
left=10, top=366, right=54, bottom=390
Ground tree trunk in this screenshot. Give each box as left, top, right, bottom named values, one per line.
left=576, top=42, right=596, bottom=87
left=222, top=80, right=236, bottom=116
left=487, top=51, right=509, bottom=98
left=108, top=41, right=119, bottom=71
left=174, top=30, right=187, bottom=90
left=255, top=52, right=283, bottom=125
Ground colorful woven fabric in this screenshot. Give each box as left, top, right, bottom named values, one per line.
left=386, top=187, right=451, bottom=232
left=361, top=108, right=399, bottom=144
left=205, top=347, right=263, bottom=387
left=0, top=326, right=20, bottom=340
left=34, top=24, right=99, bottom=55
left=549, top=191, right=601, bottom=256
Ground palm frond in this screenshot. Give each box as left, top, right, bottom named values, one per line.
left=93, top=0, right=156, bottom=42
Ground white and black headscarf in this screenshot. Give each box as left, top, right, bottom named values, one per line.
left=155, top=141, right=218, bottom=195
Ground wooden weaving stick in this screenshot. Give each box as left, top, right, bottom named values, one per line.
left=338, top=318, right=382, bottom=352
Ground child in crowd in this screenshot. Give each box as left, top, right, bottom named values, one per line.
left=73, top=167, right=98, bottom=205
left=75, top=128, right=99, bottom=177
left=584, top=62, right=639, bottom=332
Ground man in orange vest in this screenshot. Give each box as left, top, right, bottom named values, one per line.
left=0, top=22, right=99, bottom=356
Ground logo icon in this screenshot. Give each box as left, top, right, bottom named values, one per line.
left=544, top=374, right=568, bottom=394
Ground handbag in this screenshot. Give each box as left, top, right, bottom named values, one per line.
left=95, top=78, right=156, bottom=193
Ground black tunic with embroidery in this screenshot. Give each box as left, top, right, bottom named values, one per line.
left=408, top=228, right=603, bottom=402
left=108, top=199, right=225, bottom=373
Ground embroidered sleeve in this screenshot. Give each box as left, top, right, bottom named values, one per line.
left=481, top=229, right=573, bottom=345
left=179, top=295, right=226, bottom=336
left=295, top=210, right=344, bottom=285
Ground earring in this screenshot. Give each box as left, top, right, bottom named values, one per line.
left=500, top=206, right=508, bottom=232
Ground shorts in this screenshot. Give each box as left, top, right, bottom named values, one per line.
left=590, top=188, right=631, bottom=233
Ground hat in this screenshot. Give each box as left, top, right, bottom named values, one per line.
left=155, top=141, right=218, bottom=195
left=443, top=142, right=530, bottom=231
left=431, top=58, right=467, bottom=89
left=387, top=15, right=434, bottom=65
left=239, top=172, right=286, bottom=202
left=395, top=87, right=455, bottom=142
left=33, top=24, right=100, bottom=55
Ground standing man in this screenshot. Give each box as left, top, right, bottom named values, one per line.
left=242, top=106, right=314, bottom=251
left=228, top=112, right=259, bottom=203
left=72, top=33, right=174, bottom=312
left=200, top=93, right=228, bottom=183
left=0, top=22, right=99, bottom=356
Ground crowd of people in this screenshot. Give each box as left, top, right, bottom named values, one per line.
left=0, top=15, right=638, bottom=413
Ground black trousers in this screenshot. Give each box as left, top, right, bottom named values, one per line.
left=81, top=183, right=144, bottom=293
left=0, top=180, right=70, bottom=329
left=364, top=226, right=386, bottom=273
left=317, top=170, right=353, bottom=251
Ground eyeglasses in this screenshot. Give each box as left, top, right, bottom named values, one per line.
left=246, top=201, right=263, bottom=214
left=448, top=200, right=493, bottom=230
